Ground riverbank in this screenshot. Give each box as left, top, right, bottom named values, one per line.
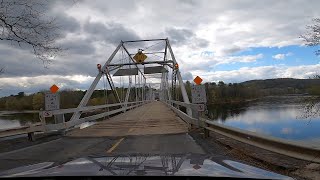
left=189, top=128, right=319, bottom=180
left=207, top=98, right=259, bottom=105
left=0, top=132, right=62, bottom=154
left=0, top=110, right=39, bottom=116
left=207, top=94, right=316, bottom=106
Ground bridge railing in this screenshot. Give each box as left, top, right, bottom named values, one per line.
left=164, top=100, right=199, bottom=127
left=163, top=99, right=320, bottom=163
left=42, top=101, right=147, bottom=131
left=0, top=101, right=149, bottom=139
left=200, top=117, right=320, bottom=163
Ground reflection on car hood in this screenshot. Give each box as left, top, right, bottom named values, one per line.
left=0, top=154, right=292, bottom=179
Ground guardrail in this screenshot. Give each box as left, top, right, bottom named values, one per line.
left=164, top=100, right=199, bottom=128
left=200, top=118, right=320, bottom=163
left=0, top=101, right=149, bottom=139
left=164, top=100, right=320, bottom=163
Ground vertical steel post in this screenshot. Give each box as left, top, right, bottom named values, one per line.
left=135, top=75, right=138, bottom=102
left=124, top=76, right=132, bottom=112
left=166, top=40, right=192, bottom=117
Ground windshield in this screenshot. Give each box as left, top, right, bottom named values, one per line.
left=0, top=0, right=319, bottom=179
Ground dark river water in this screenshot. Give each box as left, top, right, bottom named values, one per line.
left=1, top=96, right=320, bottom=148
left=0, top=112, right=39, bottom=129
left=0, top=111, right=96, bottom=130
left=207, top=96, right=320, bottom=148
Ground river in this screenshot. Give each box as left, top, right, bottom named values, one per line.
left=0, top=112, right=40, bottom=129
left=207, top=95, right=320, bottom=148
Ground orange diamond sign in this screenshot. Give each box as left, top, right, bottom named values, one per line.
left=50, top=84, right=59, bottom=93
left=193, top=76, right=203, bottom=85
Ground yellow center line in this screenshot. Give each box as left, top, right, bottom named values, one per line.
left=106, top=103, right=152, bottom=153
left=106, top=126, right=135, bottom=153
left=106, top=137, right=124, bottom=153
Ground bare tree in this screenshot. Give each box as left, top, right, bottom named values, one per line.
left=308, top=74, right=320, bottom=79
left=300, top=96, right=320, bottom=122
left=0, top=0, right=62, bottom=63
left=298, top=18, right=320, bottom=119
left=301, top=18, right=320, bottom=56
left=300, top=68, right=320, bottom=120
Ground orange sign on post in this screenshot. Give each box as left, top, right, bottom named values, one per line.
left=193, top=76, right=203, bottom=85
left=50, top=84, right=59, bottom=94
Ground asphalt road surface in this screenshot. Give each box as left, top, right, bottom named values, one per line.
left=0, top=102, right=204, bottom=171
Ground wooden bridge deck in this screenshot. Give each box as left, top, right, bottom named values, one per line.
left=67, top=101, right=188, bottom=137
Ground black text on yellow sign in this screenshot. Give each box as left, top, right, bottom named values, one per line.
left=133, top=52, right=147, bottom=63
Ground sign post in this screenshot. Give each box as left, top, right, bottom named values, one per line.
left=191, top=84, right=206, bottom=104
left=191, top=76, right=208, bottom=138
left=45, top=92, right=60, bottom=111
left=44, top=84, right=63, bottom=124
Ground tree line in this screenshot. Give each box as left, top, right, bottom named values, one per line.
left=0, top=87, right=148, bottom=111
left=1, top=78, right=320, bottom=111
left=177, top=78, right=320, bottom=104
left=175, top=81, right=261, bottom=104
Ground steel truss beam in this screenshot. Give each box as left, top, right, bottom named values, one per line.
left=166, top=39, right=192, bottom=117
left=108, top=60, right=174, bottom=67
left=70, top=38, right=191, bottom=123
left=122, top=39, right=166, bottom=43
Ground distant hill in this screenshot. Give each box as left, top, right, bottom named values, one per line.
left=240, top=78, right=320, bottom=90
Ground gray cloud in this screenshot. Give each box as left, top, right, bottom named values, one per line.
left=46, top=0, right=82, bottom=37
left=181, top=72, right=193, bottom=81
left=221, top=46, right=245, bottom=56
left=83, top=21, right=141, bottom=45
left=195, top=40, right=210, bottom=48
left=0, top=75, right=97, bottom=97
left=165, top=28, right=209, bottom=48
left=55, top=12, right=81, bottom=36
left=166, top=28, right=193, bottom=44
left=201, top=64, right=320, bottom=83
left=59, top=38, right=96, bottom=55
left=0, top=43, right=105, bottom=78
left=1, top=0, right=320, bottom=97
left=81, top=0, right=137, bottom=15
left=178, top=0, right=198, bottom=6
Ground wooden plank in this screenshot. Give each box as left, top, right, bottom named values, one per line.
left=67, top=101, right=188, bottom=137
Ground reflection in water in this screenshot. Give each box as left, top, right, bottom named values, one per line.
left=77, top=121, right=97, bottom=129
left=207, top=103, right=249, bottom=121
left=4, top=154, right=291, bottom=179
left=0, top=113, right=39, bottom=130
left=0, top=119, right=22, bottom=130
left=207, top=96, right=320, bottom=147
left=0, top=113, right=97, bottom=131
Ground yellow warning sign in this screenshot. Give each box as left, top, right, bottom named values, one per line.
left=133, top=52, right=147, bottom=63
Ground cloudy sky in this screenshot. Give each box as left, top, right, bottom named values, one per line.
left=0, top=0, right=320, bottom=97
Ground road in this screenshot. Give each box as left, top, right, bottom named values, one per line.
left=0, top=102, right=204, bottom=171
left=0, top=102, right=313, bottom=179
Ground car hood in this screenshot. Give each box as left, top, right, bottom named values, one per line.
left=0, top=154, right=292, bottom=179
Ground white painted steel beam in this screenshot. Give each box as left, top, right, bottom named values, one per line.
left=69, top=42, right=123, bottom=122
left=166, top=39, right=192, bottom=117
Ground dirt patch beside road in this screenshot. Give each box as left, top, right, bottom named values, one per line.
left=189, top=128, right=320, bottom=180
left=0, top=132, right=62, bottom=154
